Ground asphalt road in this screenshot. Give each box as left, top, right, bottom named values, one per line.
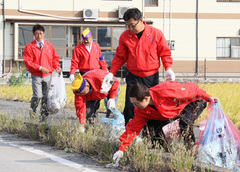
left=0, top=132, right=123, bottom=172
left=0, top=99, right=77, bottom=121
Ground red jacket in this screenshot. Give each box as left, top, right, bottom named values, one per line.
left=110, top=22, right=172, bottom=77
left=74, top=69, right=120, bottom=124
left=23, top=40, right=60, bottom=77
left=119, top=81, right=211, bottom=152
left=70, top=42, right=108, bottom=74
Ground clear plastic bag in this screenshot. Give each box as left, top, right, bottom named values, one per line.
left=47, top=72, right=67, bottom=114
left=99, top=107, right=125, bottom=140
left=197, top=100, right=240, bottom=170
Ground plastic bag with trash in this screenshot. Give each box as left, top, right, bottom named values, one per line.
left=99, top=107, right=125, bottom=140
left=162, top=118, right=181, bottom=142
left=196, top=100, right=240, bottom=170
left=47, top=72, right=67, bottom=114
left=99, top=107, right=143, bottom=143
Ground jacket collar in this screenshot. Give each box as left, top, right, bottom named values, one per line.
left=126, top=21, right=151, bottom=38
left=31, top=40, right=47, bottom=49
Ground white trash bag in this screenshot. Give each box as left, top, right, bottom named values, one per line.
left=47, top=72, right=67, bottom=114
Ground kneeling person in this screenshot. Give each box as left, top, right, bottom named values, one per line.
left=113, top=81, right=217, bottom=163
left=72, top=69, right=120, bottom=129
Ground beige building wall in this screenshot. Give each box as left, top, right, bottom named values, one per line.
left=0, top=0, right=240, bottom=75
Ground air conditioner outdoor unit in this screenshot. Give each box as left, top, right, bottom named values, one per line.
left=83, top=8, right=98, bottom=21
left=118, top=6, right=131, bottom=19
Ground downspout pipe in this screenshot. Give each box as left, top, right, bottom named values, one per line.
left=163, top=0, right=165, bottom=34
left=2, top=0, right=5, bottom=77
left=1, top=0, right=12, bottom=78
left=142, top=0, right=145, bottom=19
left=169, top=0, right=172, bottom=49
left=195, top=0, right=199, bottom=76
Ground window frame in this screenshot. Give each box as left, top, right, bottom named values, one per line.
left=145, top=0, right=158, bottom=7
left=216, top=37, right=240, bottom=60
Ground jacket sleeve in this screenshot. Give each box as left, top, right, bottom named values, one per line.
left=23, top=45, right=41, bottom=71
left=108, top=76, right=120, bottom=99
left=119, top=110, right=148, bottom=152
left=70, top=47, right=80, bottom=75
left=52, top=46, right=60, bottom=70
left=195, top=86, right=211, bottom=102
left=110, top=35, right=128, bottom=75
left=157, top=30, right=173, bottom=71
left=99, top=56, right=109, bottom=71
left=74, top=93, right=87, bottom=124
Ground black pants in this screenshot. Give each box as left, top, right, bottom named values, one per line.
left=86, top=100, right=100, bottom=124
left=123, top=71, right=159, bottom=125
left=147, top=100, right=207, bottom=147
left=79, top=71, right=100, bottom=124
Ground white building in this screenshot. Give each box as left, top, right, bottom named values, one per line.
left=0, top=0, right=240, bottom=79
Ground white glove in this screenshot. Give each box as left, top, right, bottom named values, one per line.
left=107, top=98, right=116, bottom=109
left=113, top=150, right=123, bottom=165
left=101, top=72, right=114, bottom=93
left=165, top=68, right=175, bottom=81
left=69, top=74, right=75, bottom=82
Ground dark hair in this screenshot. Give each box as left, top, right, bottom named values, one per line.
left=129, top=83, right=150, bottom=101
left=32, top=24, right=45, bottom=33
left=123, top=8, right=142, bottom=22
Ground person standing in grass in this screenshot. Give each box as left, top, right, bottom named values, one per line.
left=108, top=8, right=175, bottom=127
left=69, top=28, right=118, bottom=117
left=69, top=28, right=108, bottom=79
left=112, top=81, right=217, bottom=163
left=71, top=69, right=120, bottom=132
left=23, top=24, right=62, bottom=122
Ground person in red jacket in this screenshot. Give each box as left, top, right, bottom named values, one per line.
left=69, top=28, right=117, bottom=117
left=108, top=8, right=175, bottom=128
left=69, top=28, right=108, bottom=78
left=23, top=24, right=62, bottom=121
left=112, top=82, right=217, bottom=163
left=71, top=69, right=120, bottom=132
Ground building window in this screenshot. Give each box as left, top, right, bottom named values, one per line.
left=98, top=27, right=112, bottom=48
left=145, top=0, right=158, bottom=6
left=113, top=27, right=126, bottom=48
left=19, top=25, right=33, bottom=46
left=18, top=25, right=33, bottom=58
left=217, top=0, right=240, bottom=2
left=51, top=26, right=66, bottom=58
left=18, top=25, right=125, bottom=59
left=217, top=37, right=240, bottom=59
